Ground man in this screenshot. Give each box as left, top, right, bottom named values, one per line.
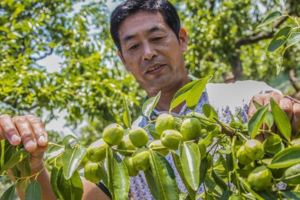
left=1, top=0, right=299, bottom=199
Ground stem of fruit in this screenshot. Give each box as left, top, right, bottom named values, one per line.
left=231, top=136, right=242, bottom=195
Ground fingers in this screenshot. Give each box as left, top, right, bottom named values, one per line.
left=0, top=124, right=4, bottom=140
left=248, top=94, right=265, bottom=118
left=279, top=98, right=293, bottom=118
left=292, top=103, right=300, bottom=133
left=13, top=116, right=37, bottom=152
left=0, top=115, right=21, bottom=145
left=25, top=115, right=48, bottom=147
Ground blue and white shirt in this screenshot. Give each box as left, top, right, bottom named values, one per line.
left=128, top=80, right=278, bottom=200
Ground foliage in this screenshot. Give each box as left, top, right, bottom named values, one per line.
left=171, top=0, right=300, bottom=83
left=1, top=76, right=300, bottom=199
left=0, top=0, right=142, bottom=133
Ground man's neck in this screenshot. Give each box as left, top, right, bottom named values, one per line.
left=155, top=77, right=190, bottom=113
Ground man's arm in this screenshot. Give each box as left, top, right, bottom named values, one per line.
left=0, top=114, right=110, bottom=200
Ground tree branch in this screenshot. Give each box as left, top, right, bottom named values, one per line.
left=289, top=68, right=300, bottom=92
left=235, top=16, right=288, bottom=48
left=30, top=48, right=53, bottom=61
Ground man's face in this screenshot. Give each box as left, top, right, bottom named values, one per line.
left=118, top=11, right=188, bottom=96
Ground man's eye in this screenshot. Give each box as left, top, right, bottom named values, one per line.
left=129, top=44, right=139, bottom=50
left=151, top=37, right=163, bottom=41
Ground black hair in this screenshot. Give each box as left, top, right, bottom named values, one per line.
left=110, top=0, right=181, bottom=51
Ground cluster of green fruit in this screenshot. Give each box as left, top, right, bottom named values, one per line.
left=236, top=136, right=300, bottom=192
left=83, top=113, right=209, bottom=182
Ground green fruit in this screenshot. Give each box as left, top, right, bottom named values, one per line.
left=247, top=166, right=272, bottom=191
left=124, top=157, right=139, bottom=177
left=155, top=114, right=176, bottom=136
left=160, top=129, right=183, bottom=150
left=229, top=121, right=244, bottom=130
left=132, top=150, right=150, bottom=171
left=228, top=194, right=243, bottom=200
left=102, top=123, right=124, bottom=146
left=84, top=162, right=102, bottom=183
left=237, top=145, right=253, bottom=165
left=149, top=140, right=169, bottom=156
left=200, top=128, right=208, bottom=136
left=197, top=141, right=206, bottom=158
left=263, top=135, right=283, bottom=155
left=283, top=163, right=300, bottom=185
left=87, top=139, right=108, bottom=162
left=117, top=135, right=136, bottom=156
left=291, top=138, right=300, bottom=147
left=129, top=127, right=149, bottom=147
left=180, top=118, right=202, bottom=141
left=244, top=139, right=264, bottom=160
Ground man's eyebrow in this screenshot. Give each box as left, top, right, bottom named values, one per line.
left=122, top=26, right=165, bottom=42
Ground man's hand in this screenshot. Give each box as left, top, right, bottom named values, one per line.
left=0, top=114, right=48, bottom=173
left=248, top=91, right=300, bottom=135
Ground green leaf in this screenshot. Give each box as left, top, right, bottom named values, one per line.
left=239, top=177, right=264, bottom=200
left=202, top=104, right=218, bottom=119
left=55, top=168, right=83, bottom=200
left=186, top=76, right=211, bottom=110
left=286, top=31, right=300, bottom=48
left=50, top=167, right=65, bottom=200
left=112, top=156, right=130, bottom=200
left=211, top=170, right=227, bottom=191
left=268, top=26, right=291, bottom=52
left=180, top=142, right=201, bottom=191
left=264, top=112, right=274, bottom=129
left=269, top=146, right=300, bottom=169
left=25, top=181, right=42, bottom=200
left=270, top=98, right=291, bottom=141
left=0, top=185, right=16, bottom=200
left=62, top=145, right=86, bottom=179
left=142, top=91, right=161, bottom=119
left=144, top=170, right=160, bottom=200
left=1, top=148, right=28, bottom=172
left=170, top=80, right=198, bottom=112
left=122, top=96, right=132, bottom=128
left=171, top=152, right=197, bottom=198
left=257, top=11, right=282, bottom=28
left=149, top=150, right=179, bottom=200
left=248, top=105, right=268, bottom=138
left=62, top=135, right=78, bottom=148
left=282, top=191, right=300, bottom=199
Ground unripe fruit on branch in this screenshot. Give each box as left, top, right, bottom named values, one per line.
left=247, top=166, right=272, bottom=191
left=132, top=150, right=150, bottom=171
left=149, top=140, right=169, bottom=156
left=84, top=163, right=102, bottom=183
left=87, top=139, right=108, bottom=162
left=155, top=114, right=176, bottom=136
left=124, top=157, right=139, bottom=177
left=129, top=127, right=149, bottom=147
left=237, top=145, right=253, bottom=165
left=117, top=135, right=136, bottom=156
left=244, top=139, right=264, bottom=161
left=102, top=123, right=124, bottom=146
left=160, top=129, right=183, bottom=150
left=180, top=118, right=202, bottom=141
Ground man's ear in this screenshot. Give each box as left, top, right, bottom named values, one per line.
left=178, top=27, right=188, bottom=52
left=117, top=50, right=130, bottom=72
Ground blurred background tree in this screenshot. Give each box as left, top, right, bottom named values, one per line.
left=0, top=0, right=299, bottom=143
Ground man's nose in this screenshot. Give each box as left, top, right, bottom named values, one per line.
left=142, top=43, right=156, bottom=61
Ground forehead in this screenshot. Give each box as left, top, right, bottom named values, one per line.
left=118, top=11, right=170, bottom=40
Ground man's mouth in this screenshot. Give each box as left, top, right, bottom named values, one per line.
left=146, top=64, right=166, bottom=74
